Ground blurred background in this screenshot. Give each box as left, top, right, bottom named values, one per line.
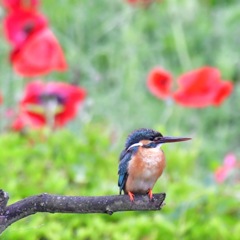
left=0, top=0, right=239, bottom=239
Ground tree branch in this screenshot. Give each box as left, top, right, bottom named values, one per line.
left=0, top=189, right=166, bottom=234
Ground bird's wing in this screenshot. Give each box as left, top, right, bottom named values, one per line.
left=118, top=148, right=137, bottom=194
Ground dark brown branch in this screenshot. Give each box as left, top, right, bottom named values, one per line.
left=0, top=190, right=9, bottom=215
left=0, top=189, right=166, bottom=234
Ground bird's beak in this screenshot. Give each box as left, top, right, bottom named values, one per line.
left=155, top=136, right=191, bottom=144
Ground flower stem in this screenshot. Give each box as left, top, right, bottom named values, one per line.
left=167, top=0, right=192, bottom=70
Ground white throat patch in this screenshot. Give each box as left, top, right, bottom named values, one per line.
left=127, top=142, right=143, bottom=151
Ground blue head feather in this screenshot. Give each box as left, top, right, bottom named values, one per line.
left=125, top=128, right=162, bottom=149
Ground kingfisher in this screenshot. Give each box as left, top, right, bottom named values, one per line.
left=118, top=128, right=191, bottom=201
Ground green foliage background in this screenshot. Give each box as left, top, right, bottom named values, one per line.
left=0, top=0, right=240, bottom=239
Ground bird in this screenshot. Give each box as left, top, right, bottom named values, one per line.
left=118, top=128, right=191, bottom=201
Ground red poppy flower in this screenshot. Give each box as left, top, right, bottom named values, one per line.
left=12, top=111, right=44, bottom=131
left=172, top=67, right=233, bottom=108
left=11, top=28, right=68, bottom=77
left=2, top=0, right=40, bottom=11
left=147, top=67, right=172, bottom=100
left=126, top=0, right=151, bottom=4
left=214, top=153, right=238, bottom=184
left=126, top=0, right=161, bottom=6
left=18, top=80, right=86, bottom=128
left=126, top=0, right=151, bottom=3
left=0, top=93, right=3, bottom=104
left=3, top=9, right=48, bottom=46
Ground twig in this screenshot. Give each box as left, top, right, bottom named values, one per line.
left=0, top=189, right=166, bottom=234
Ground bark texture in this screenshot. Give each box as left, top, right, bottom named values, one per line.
left=0, top=189, right=166, bottom=234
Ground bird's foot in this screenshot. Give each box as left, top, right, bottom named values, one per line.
left=128, top=191, right=135, bottom=202
left=147, top=189, right=153, bottom=201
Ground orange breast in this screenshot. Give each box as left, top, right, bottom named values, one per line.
left=125, top=146, right=166, bottom=194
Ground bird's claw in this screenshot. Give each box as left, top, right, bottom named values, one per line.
left=148, top=189, right=153, bottom=201
left=128, top=191, right=135, bottom=202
